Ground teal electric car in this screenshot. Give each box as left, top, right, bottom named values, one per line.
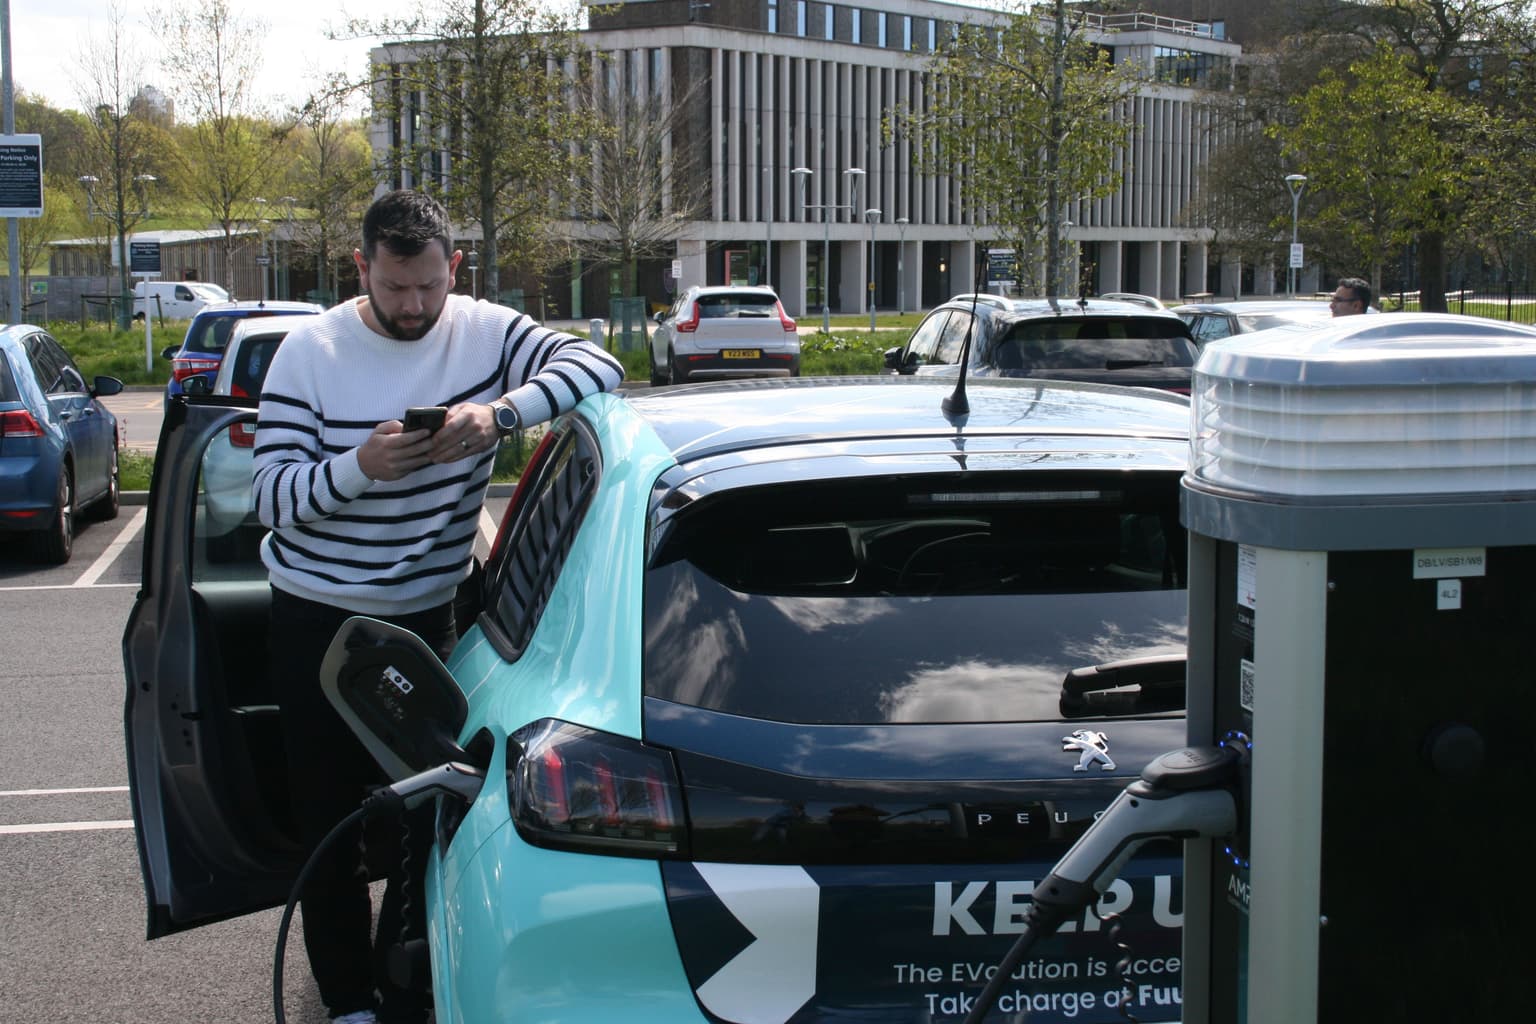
left=126, top=375, right=1192, bottom=1023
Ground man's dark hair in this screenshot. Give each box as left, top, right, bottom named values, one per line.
left=1338, top=277, right=1372, bottom=308
left=361, top=189, right=453, bottom=262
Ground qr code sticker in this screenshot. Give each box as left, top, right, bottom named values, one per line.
left=1239, top=659, right=1255, bottom=713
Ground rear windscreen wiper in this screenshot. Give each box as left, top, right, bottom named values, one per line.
left=1059, top=654, right=1185, bottom=718
left=1104, top=359, right=1165, bottom=370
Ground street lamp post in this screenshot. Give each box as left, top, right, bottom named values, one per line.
left=865, top=208, right=881, bottom=332
left=252, top=197, right=271, bottom=301
left=763, top=165, right=773, bottom=290
left=276, top=196, right=297, bottom=300
left=468, top=248, right=480, bottom=299
left=895, top=216, right=909, bottom=315
left=78, top=172, right=155, bottom=332
left=791, top=166, right=864, bottom=333
left=1285, top=173, right=1308, bottom=297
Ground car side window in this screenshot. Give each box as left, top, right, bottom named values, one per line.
left=176, top=285, right=194, bottom=300
left=482, top=419, right=603, bottom=661
left=935, top=312, right=974, bottom=364
left=902, top=311, right=951, bottom=367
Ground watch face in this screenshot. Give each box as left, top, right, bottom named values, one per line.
left=495, top=404, right=518, bottom=431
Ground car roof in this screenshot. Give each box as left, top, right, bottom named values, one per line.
left=685, top=285, right=780, bottom=298
left=1172, top=299, right=1332, bottom=314
left=226, top=312, right=319, bottom=340
left=190, top=300, right=325, bottom=319
left=620, top=375, right=1190, bottom=469
left=944, top=295, right=1188, bottom=321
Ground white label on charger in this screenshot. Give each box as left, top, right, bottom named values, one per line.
left=1239, top=658, right=1255, bottom=713
left=1437, top=579, right=1462, bottom=611
left=1237, top=544, right=1257, bottom=610
left=1413, top=548, right=1485, bottom=579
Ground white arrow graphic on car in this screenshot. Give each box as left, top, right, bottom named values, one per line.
left=693, top=862, right=820, bottom=1024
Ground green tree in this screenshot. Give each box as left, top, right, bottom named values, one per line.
left=156, top=0, right=292, bottom=294
left=888, top=0, right=1137, bottom=296
left=358, top=0, right=595, bottom=301
left=1274, top=45, right=1489, bottom=299
left=283, top=78, right=376, bottom=303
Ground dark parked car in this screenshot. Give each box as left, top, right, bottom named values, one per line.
left=0, top=324, right=121, bottom=563
left=885, top=296, right=1199, bottom=393
left=161, top=299, right=323, bottom=401
left=1171, top=299, right=1333, bottom=347
left=127, top=375, right=1192, bottom=1023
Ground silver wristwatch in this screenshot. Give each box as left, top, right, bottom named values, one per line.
left=490, top=399, right=520, bottom=436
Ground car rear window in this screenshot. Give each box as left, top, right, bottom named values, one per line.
left=697, top=294, right=779, bottom=318
left=0, top=353, right=18, bottom=401
left=225, top=335, right=286, bottom=397
left=643, top=472, right=1186, bottom=725
left=991, top=318, right=1196, bottom=370
left=184, top=316, right=237, bottom=355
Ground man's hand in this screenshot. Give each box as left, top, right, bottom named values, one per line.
left=358, top=421, right=437, bottom=481
left=429, top=402, right=497, bottom=464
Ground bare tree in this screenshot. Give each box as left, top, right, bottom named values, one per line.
left=75, top=2, right=162, bottom=329
left=155, top=0, right=292, bottom=294
left=578, top=65, right=709, bottom=298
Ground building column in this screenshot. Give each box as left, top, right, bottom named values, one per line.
left=952, top=239, right=978, bottom=295
left=779, top=239, right=809, bottom=319
left=838, top=238, right=864, bottom=315
left=1183, top=241, right=1209, bottom=299
left=1097, top=241, right=1123, bottom=294
left=899, top=239, right=920, bottom=314
left=677, top=238, right=708, bottom=293
left=1220, top=258, right=1242, bottom=300
left=1136, top=241, right=1162, bottom=296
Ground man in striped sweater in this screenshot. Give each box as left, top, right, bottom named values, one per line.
left=253, top=189, right=622, bottom=1024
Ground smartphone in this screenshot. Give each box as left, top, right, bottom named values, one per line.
left=403, top=406, right=447, bottom=434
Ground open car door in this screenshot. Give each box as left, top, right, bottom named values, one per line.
left=122, top=395, right=300, bottom=937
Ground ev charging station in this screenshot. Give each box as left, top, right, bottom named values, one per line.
left=1178, top=315, right=1536, bottom=1024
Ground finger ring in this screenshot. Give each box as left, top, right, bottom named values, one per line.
left=460, top=439, right=470, bottom=450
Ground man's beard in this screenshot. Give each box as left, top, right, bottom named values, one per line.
left=368, top=289, right=442, bottom=341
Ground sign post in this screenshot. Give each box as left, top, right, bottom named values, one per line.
left=130, top=240, right=163, bottom=371
left=0, top=134, right=44, bottom=324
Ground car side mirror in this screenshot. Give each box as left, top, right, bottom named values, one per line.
left=93, top=375, right=124, bottom=398
left=883, top=347, right=904, bottom=372
left=320, top=617, right=470, bottom=781
left=653, top=311, right=666, bottom=324
left=161, top=345, right=179, bottom=361
left=182, top=375, right=212, bottom=396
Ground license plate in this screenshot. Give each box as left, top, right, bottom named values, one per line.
left=721, top=349, right=762, bottom=359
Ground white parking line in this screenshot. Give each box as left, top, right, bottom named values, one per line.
left=73, top=507, right=147, bottom=587
left=0, top=820, right=135, bottom=835
left=0, top=786, right=130, bottom=797
left=479, top=507, right=498, bottom=552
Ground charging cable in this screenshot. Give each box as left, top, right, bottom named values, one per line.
left=962, top=745, right=1241, bottom=1024
left=272, top=763, right=485, bottom=1024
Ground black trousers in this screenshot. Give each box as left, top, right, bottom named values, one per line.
left=269, top=586, right=456, bottom=1023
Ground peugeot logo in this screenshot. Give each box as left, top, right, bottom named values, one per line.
left=1063, top=729, right=1116, bottom=772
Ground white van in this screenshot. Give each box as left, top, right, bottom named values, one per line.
left=133, top=280, right=231, bottom=320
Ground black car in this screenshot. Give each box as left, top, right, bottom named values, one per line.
left=885, top=296, right=1199, bottom=393
left=127, top=375, right=1193, bottom=1023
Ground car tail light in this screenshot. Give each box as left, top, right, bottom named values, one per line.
left=171, top=357, right=219, bottom=384
left=0, top=408, right=43, bottom=438
left=776, top=302, right=797, bottom=332
left=508, top=719, right=687, bottom=858
left=675, top=302, right=700, bottom=333
left=228, top=421, right=257, bottom=448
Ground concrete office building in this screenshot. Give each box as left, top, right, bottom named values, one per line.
left=371, top=0, right=1243, bottom=319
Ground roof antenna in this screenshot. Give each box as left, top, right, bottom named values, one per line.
left=943, top=243, right=989, bottom=421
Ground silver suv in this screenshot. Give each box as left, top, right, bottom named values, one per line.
left=649, top=285, right=800, bottom=385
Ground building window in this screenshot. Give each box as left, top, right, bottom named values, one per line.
left=926, top=19, right=936, bottom=51
left=797, top=0, right=807, bottom=36
left=1153, top=46, right=1229, bottom=87
left=768, top=0, right=777, bottom=33
left=903, top=15, right=912, bottom=50
left=878, top=11, right=887, bottom=47
left=852, top=7, right=861, bottom=44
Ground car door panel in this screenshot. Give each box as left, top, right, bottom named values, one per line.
left=123, top=396, right=301, bottom=938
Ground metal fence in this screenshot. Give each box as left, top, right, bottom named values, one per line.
left=1383, top=282, right=1536, bottom=324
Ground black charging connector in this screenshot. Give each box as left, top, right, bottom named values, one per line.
left=962, top=745, right=1241, bottom=1024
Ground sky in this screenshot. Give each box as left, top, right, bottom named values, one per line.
left=4, top=0, right=419, bottom=115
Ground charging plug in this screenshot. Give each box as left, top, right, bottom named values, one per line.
left=374, top=761, right=486, bottom=810
left=1027, top=745, right=1240, bottom=934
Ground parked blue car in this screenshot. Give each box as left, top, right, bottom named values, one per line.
left=0, top=324, right=121, bottom=563
left=126, top=376, right=1192, bottom=1023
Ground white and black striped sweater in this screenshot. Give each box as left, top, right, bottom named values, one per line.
left=253, top=295, right=623, bottom=616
